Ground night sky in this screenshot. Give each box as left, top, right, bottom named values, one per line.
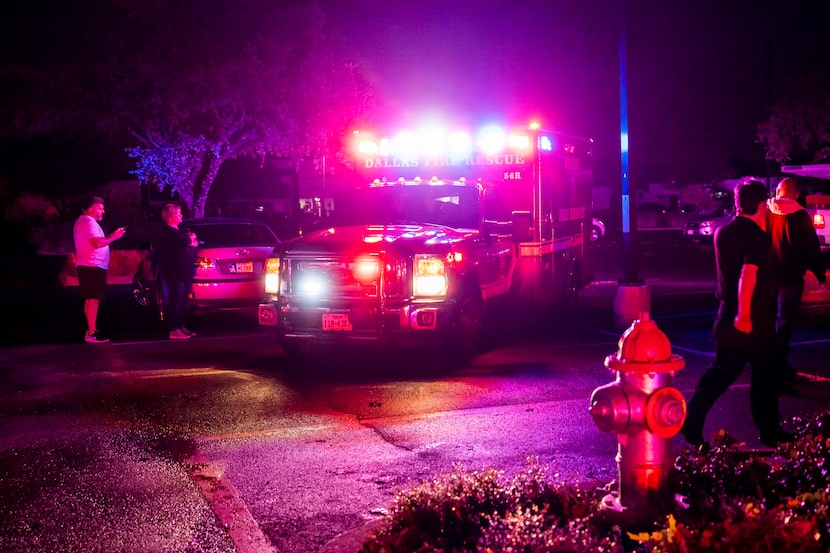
left=320, top=0, right=829, bottom=185
left=2, top=1, right=827, bottom=191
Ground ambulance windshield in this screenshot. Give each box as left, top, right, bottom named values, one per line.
left=337, top=183, right=480, bottom=229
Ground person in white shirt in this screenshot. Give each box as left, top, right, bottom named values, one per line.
left=73, top=196, right=126, bottom=343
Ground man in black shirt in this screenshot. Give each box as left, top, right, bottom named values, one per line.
left=681, top=179, right=794, bottom=449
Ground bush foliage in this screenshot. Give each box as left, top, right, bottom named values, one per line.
left=361, top=409, right=830, bottom=552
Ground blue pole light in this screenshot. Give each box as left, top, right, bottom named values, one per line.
left=618, top=0, right=640, bottom=285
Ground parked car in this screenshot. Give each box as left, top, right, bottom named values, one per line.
left=591, top=217, right=606, bottom=242
left=133, top=218, right=280, bottom=315
left=683, top=206, right=733, bottom=242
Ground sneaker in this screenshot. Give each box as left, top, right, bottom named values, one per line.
left=180, top=327, right=197, bottom=337
left=759, top=428, right=795, bottom=448
left=85, top=332, right=109, bottom=344
left=169, top=329, right=191, bottom=340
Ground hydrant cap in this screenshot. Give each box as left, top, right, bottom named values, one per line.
left=605, top=314, right=685, bottom=373
left=645, top=387, right=687, bottom=438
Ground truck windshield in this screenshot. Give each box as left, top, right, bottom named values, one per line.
left=336, top=184, right=481, bottom=229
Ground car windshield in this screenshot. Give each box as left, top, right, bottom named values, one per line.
left=186, top=222, right=279, bottom=247
left=334, top=184, right=481, bottom=229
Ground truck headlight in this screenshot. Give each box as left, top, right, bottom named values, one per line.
left=414, top=255, right=448, bottom=296
left=264, top=258, right=280, bottom=294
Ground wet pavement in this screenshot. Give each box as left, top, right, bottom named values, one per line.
left=1, top=232, right=829, bottom=552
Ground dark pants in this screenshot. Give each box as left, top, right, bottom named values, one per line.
left=684, top=315, right=781, bottom=436
left=77, top=266, right=107, bottom=300
left=773, top=280, right=804, bottom=380
left=160, top=277, right=190, bottom=332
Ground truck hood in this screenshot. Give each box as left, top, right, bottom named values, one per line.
left=280, top=224, right=477, bottom=255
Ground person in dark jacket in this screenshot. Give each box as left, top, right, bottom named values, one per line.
left=765, top=177, right=827, bottom=383
left=681, top=179, right=793, bottom=450
left=155, top=203, right=198, bottom=340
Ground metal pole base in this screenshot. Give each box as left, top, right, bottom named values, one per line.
left=613, top=283, right=651, bottom=329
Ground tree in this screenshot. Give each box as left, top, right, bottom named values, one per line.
left=1, top=0, right=374, bottom=217
left=757, top=71, right=830, bottom=165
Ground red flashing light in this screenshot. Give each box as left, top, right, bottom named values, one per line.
left=507, top=133, right=531, bottom=150
left=353, top=257, right=380, bottom=283
left=357, top=139, right=377, bottom=155
left=445, top=251, right=464, bottom=264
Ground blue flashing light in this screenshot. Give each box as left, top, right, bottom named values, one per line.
left=477, top=126, right=506, bottom=155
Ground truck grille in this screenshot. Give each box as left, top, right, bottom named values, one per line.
left=280, top=254, right=409, bottom=334
left=284, top=255, right=409, bottom=300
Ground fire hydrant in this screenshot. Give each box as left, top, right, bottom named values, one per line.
left=589, top=313, right=686, bottom=519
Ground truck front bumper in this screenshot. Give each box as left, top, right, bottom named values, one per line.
left=258, top=298, right=453, bottom=346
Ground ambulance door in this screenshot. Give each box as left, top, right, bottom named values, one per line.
left=479, top=186, right=515, bottom=300
left=541, top=150, right=564, bottom=301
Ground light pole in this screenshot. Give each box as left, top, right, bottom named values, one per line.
left=613, top=0, right=650, bottom=328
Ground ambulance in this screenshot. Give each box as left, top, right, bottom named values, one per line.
left=258, top=122, right=594, bottom=353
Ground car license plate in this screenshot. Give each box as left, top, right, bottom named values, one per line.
left=685, top=230, right=694, bottom=235
left=322, top=313, right=353, bottom=331
left=229, top=261, right=254, bottom=273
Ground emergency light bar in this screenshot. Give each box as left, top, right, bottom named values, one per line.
left=354, top=123, right=545, bottom=160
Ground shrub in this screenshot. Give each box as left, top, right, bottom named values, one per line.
left=361, top=409, right=830, bottom=552
left=360, top=460, right=630, bottom=552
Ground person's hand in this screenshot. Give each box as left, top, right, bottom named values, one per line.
left=187, top=232, right=198, bottom=247
left=733, top=314, right=752, bottom=334
left=111, top=227, right=127, bottom=240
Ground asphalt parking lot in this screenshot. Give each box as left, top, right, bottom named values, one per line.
left=2, top=231, right=830, bottom=552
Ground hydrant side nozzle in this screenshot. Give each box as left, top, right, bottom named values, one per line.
left=590, top=383, right=630, bottom=434
left=645, top=387, right=687, bottom=439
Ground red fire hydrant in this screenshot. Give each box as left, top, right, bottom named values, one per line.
left=589, top=313, right=686, bottom=518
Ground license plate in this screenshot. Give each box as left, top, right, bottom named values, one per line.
left=685, top=230, right=694, bottom=235
left=322, top=313, right=353, bottom=331
left=229, top=261, right=254, bottom=273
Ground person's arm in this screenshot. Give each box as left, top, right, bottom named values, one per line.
left=89, top=227, right=126, bottom=249
left=734, top=262, right=758, bottom=333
